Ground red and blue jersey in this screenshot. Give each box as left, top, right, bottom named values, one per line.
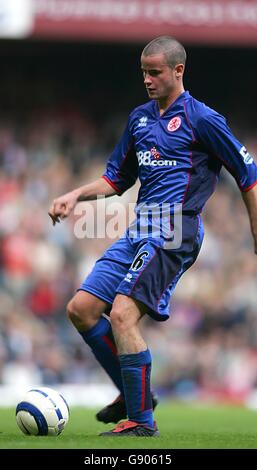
left=82, top=91, right=257, bottom=319
left=102, top=90, right=257, bottom=215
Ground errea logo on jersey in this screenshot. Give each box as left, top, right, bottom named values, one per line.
left=239, top=146, right=253, bottom=165
left=136, top=150, right=177, bottom=167
left=138, top=116, right=148, bottom=127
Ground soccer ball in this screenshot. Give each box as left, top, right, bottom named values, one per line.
left=16, top=387, right=69, bottom=436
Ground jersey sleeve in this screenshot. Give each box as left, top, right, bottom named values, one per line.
left=194, top=113, right=257, bottom=192
left=102, top=117, right=139, bottom=195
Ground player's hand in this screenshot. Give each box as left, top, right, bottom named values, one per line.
left=48, top=191, right=79, bottom=226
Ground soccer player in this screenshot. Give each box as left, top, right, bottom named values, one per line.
left=48, top=36, right=257, bottom=437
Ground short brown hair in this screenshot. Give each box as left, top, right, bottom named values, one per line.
left=142, top=36, right=187, bottom=68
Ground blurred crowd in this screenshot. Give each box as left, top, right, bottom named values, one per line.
left=1, top=51, right=257, bottom=405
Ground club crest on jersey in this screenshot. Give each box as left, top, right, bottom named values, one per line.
left=167, top=116, right=181, bottom=132
left=151, top=147, right=161, bottom=159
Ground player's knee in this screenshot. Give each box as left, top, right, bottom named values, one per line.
left=110, top=307, right=129, bottom=334
left=67, top=298, right=83, bottom=326
left=66, top=298, right=92, bottom=330
left=67, top=292, right=105, bottom=330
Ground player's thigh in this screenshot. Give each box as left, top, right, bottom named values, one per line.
left=79, top=236, right=136, bottom=306
left=116, top=215, right=203, bottom=321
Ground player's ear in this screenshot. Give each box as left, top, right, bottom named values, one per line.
left=174, top=64, right=184, bottom=79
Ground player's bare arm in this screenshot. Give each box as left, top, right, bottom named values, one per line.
left=48, top=176, right=117, bottom=226
left=241, top=184, right=257, bottom=254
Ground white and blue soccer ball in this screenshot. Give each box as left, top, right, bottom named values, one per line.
left=16, top=387, right=69, bottom=436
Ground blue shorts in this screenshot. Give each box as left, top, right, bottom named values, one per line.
left=79, top=214, right=204, bottom=321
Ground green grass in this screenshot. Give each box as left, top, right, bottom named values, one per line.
left=0, top=401, right=257, bottom=449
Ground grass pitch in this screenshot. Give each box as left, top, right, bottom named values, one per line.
left=0, top=401, right=257, bottom=449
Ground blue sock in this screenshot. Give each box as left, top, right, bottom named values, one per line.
left=119, top=349, right=154, bottom=428
left=80, top=317, right=123, bottom=394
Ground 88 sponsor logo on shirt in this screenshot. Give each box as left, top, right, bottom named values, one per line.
left=136, top=150, right=176, bottom=167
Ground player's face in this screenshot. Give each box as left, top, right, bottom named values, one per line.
left=141, top=53, right=179, bottom=101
